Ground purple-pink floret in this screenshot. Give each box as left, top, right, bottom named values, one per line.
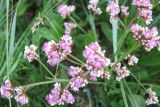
left=83, top=42, right=110, bottom=80
left=45, top=83, right=75, bottom=106
left=132, top=0, right=152, bottom=24
left=130, top=24, right=160, bottom=51
left=42, top=22, right=76, bottom=67
left=14, top=86, right=29, bottom=105
left=68, top=66, right=82, bottom=77
left=70, top=76, right=88, bottom=91
left=0, top=80, right=14, bottom=99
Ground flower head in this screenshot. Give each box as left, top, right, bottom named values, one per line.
left=14, top=86, right=29, bottom=105
left=106, top=0, right=120, bottom=21
left=132, top=0, right=153, bottom=24
left=45, top=83, right=75, bottom=106
left=70, top=76, right=88, bottom=91
left=114, top=63, right=130, bottom=81
left=88, top=0, right=102, bottom=15
left=0, top=80, right=14, bottom=99
left=145, top=88, right=159, bottom=105
left=24, top=44, right=38, bottom=62
left=58, top=4, right=75, bottom=18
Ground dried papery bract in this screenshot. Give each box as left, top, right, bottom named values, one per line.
left=31, top=17, right=44, bottom=33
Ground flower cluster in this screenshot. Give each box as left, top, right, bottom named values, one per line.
left=24, top=44, right=38, bottom=62
left=14, top=86, right=29, bottom=105
left=88, top=0, right=102, bottom=15
left=113, top=63, right=130, bottom=81
left=132, top=0, right=153, bottom=24
left=31, top=16, right=44, bottom=33
left=57, top=4, right=75, bottom=18
left=121, top=6, right=129, bottom=17
left=125, top=54, right=139, bottom=66
left=42, top=22, right=76, bottom=67
left=0, top=80, right=14, bottom=98
left=45, top=83, right=75, bottom=106
left=0, top=80, right=28, bottom=105
left=130, top=24, right=160, bottom=51
left=106, top=0, right=120, bottom=21
left=145, top=88, right=159, bottom=105
left=68, top=66, right=88, bottom=91
left=83, top=42, right=111, bottom=80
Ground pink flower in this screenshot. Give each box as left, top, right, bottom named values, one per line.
left=106, top=0, right=120, bottom=21
left=121, top=6, right=129, bottom=17
left=57, top=4, right=75, bottom=18
left=83, top=42, right=110, bottom=80
left=130, top=24, right=160, bottom=51
left=68, top=66, right=82, bottom=77
left=132, top=0, right=152, bottom=24
left=126, top=54, right=139, bottom=66
left=145, top=88, right=159, bottom=105
left=70, top=76, right=88, bottom=91
left=114, top=63, right=130, bottom=81
left=24, top=44, right=38, bottom=62
left=0, top=80, right=14, bottom=99
left=88, top=0, right=102, bottom=15
left=14, top=86, right=29, bottom=105
left=45, top=83, right=75, bottom=106
left=42, top=22, right=76, bottom=67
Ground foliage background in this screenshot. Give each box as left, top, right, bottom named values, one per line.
left=0, top=0, right=160, bottom=107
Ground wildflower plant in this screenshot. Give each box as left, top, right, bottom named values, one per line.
left=0, top=0, right=160, bottom=107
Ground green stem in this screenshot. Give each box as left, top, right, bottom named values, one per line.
left=38, top=59, right=54, bottom=77
left=69, top=15, right=87, bottom=34
left=6, top=0, right=9, bottom=78
left=23, top=79, right=69, bottom=90
left=69, top=54, right=85, bottom=64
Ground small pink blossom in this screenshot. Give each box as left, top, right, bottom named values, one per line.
left=88, top=0, right=102, bottom=15
left=24, top=44, right=38, bottom=62
left=58, top=4, right=75, bottom=18
left=0, top=80, right=14, bottom=99
left=14, top=86, right=29, bottom=105
left=70, top=76, right=88, bottom=91
left=114, top=63, right=130, bottom=81
left=121, top=6, right=129, bottom=17
left=145, top=88, right=159, bottom=105
left=106, top=0, right=120, bottom=21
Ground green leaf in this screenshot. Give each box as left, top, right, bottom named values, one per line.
left=139, top=50, right=160, bottom=66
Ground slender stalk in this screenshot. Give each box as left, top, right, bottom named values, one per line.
left=69, top=15, right=87, bottom=34
left=38, top=59, right=54, bottom=77
left=6, top=0, right=9, bottom=77
left=69, top=54, right=85, bottom=64
left=23, top=79, right=69, bottom=90
left=66, top=57, right=82, bottom=65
